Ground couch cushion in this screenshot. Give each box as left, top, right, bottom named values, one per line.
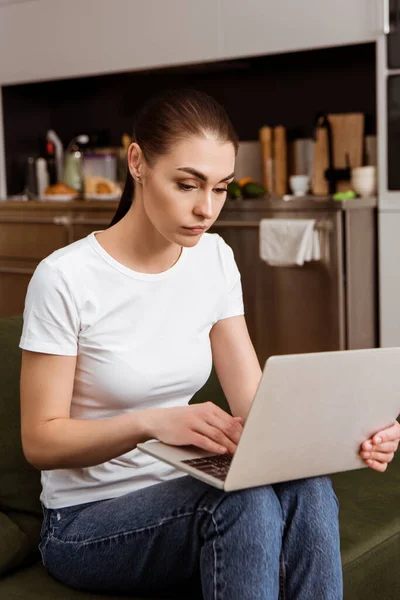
left=0, top=512, right=33, bottom=577
left=332, top=449, right=400, bottom=600
left=0, top=314, right=42, bottom=516
left=0, top=315, right=44, bottom=576
left=0, top=560, right=166, bottom=599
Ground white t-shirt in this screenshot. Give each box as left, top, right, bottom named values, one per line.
left=19, top=231, right=244, bottom=508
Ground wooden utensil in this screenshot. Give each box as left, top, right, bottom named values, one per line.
left=273, top=126, right=288, bottom=196
left=259, top=126, right=274, bottom=193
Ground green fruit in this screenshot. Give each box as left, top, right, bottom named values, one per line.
left=227, top=181, right=242, bottom=199
left=241, top=182, right=266, bottom=199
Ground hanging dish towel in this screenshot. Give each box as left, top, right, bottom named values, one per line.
left=259, top=219, right=321, bottom=266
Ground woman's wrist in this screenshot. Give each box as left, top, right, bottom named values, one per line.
left=133, top=407, right=161, bottom=443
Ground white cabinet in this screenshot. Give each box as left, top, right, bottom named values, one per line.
left=0, top=0, right=384, bottom=86
left=379, top=212, right=400, bottom=347
left=219, top=0, right=380, bottom=60
left=0, top=0, right=219, bottom=84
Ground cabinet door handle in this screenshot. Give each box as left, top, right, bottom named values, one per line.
left=384, top=0, right=391, bottom=34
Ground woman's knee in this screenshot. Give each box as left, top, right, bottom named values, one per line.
left=212, top=485, right=284, bottom=536
left=296, top=476, right=339, bottom=513
left=275, top=476, right=339, bottom=532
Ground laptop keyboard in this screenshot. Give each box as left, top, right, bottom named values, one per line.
left=182, top=454, right=233, bottom=481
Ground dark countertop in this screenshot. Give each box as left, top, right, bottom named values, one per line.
left=0, top=195, right=377, bottom=213
left=221, top=195, right=377, bottom=212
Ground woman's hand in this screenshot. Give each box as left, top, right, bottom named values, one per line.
left=360, top=419, right=400, bottom=472
left=146, top=402, right=244, bottom=455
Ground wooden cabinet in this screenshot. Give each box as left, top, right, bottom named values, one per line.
left=0, top=200, right=116, bottom=316
left=219, top=0, right=379, bottom=60
left=0, top=197, right=377, bottom=366
left=0, top=0, right=219, bottom=85
left=213, top=198, right=377, bottom=365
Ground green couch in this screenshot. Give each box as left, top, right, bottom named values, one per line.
left=0, top=315, right=399, bottom=599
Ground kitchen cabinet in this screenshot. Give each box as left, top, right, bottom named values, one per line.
left=0, top=197, right=377, bottom=367
left=0, top=200, right=115, bottom=316
left=0, top=0, right=219, bottom=85
left=215, top=197, right=377, bottom=366
left=219, top=0, right=379, bottom=60
left=0, top=0, right=382, bottom=86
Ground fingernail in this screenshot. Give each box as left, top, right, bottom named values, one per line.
left=363, top=452, right=370, bottom=458
left=365, top=443, right=372, bottom=450
left=374, top=436, right=382, bottom=444
left=367, top=459, right=373, bottom=464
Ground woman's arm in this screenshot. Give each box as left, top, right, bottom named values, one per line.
left=20, top=350, right=154, bottom=470
left=21, top=350, right=244, bottom=471
left=210, top=315, right=262, bottom=421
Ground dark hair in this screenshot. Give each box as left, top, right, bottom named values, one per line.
left=109, top=88, right=239, bottom=227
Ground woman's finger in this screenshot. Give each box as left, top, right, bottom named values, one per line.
left=361, top=450, right=394, bottom=463
left=371, top=440, right=399, bottom=453
left=204, top=414, right=243, bottom=445
left=194, top=422, right=237, bottom=454
left=364, top=459, right=388, bottom=472
left=191, top=432, right=228, bottom=455
left=371, top=420, right=400, bottom=445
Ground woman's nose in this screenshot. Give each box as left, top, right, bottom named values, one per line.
left=194, top=192, right=213, bottom=219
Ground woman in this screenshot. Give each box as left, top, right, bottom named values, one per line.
left=20, top=88, right=400, bottom=600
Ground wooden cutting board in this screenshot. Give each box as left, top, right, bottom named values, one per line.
left=312, top=113, right=364, bottom=195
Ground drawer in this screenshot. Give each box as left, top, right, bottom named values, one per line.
left=0, top=221, right=69, bottom=260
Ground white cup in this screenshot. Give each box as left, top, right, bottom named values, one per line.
left=289, top=175, right=310, bottom=197
left=351, top=166, right=376, bottom=197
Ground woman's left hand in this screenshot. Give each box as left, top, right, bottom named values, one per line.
left=360, top=418, right=400, bottom=472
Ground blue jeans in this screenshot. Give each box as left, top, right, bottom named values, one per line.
left=39, top=475, right=343, bottom=599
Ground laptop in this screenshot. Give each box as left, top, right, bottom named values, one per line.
left=137, top=348, right=400, bottom=492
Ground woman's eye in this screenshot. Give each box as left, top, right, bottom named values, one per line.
left=177, top=183, right=227, bottom=194
left=178, top=183, right=196, bottom=191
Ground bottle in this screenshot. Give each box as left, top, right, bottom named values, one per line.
left=63, top=144, right=83, bottom=192
left=25, top=157, right=38, bottom=199
left=36, top=158, right=50, bottom=199
left=45, top=141, right=57, bottom=185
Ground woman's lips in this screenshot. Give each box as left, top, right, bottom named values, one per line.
left=183, top=226, right=206, bottom=234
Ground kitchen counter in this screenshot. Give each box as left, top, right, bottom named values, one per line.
left=0, top=195, right=377, bottom=214
left=0, top=199, right=119, bottom=212
left=0, top=194, right=377, bottom=358
left=221, top=195, right=377, bottom=212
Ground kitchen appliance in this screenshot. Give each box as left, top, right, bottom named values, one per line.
left=377, top=1, right=400, bottom=346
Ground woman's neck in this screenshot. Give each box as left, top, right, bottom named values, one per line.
left=97, top=202, right=182, bottom=275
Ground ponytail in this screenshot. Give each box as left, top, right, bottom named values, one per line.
left=108, top=171, right=135, bottom=227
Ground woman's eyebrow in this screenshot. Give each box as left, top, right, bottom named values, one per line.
left=176, top=167, right=235, bottom=183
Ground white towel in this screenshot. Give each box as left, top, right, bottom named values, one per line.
left=259, top=219, right=321, bottom=267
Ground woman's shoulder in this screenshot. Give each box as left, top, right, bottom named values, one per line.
left=34, top=236, right=94, bottom=289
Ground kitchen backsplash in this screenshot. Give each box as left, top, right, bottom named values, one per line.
left=3, top=42, right=376, bottom=195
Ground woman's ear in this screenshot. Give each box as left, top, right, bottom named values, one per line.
left=127, top=143, right=144, bottom=180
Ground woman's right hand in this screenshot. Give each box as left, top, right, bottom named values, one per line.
left=146, top=402, right=244, bottom=455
